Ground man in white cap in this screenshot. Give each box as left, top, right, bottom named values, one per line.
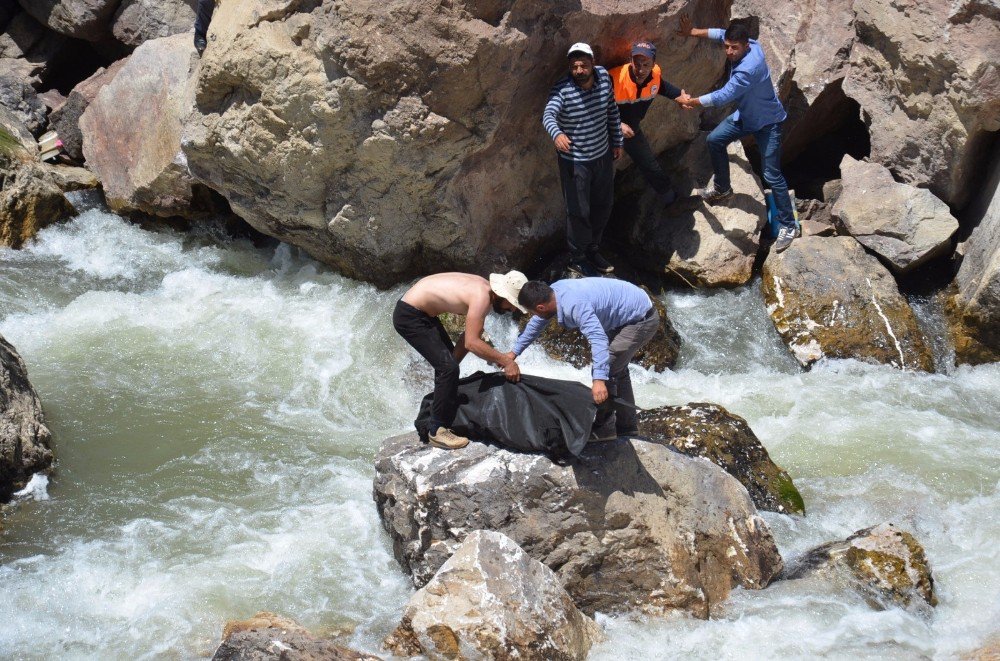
left=542, top=42, right=624, bottom=278
left=392, top=271, right=526, bottom=449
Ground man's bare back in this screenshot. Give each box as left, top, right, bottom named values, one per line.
left=401, top=272, right=492, bottom=318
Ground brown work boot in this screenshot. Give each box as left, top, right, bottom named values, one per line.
left=429, top=427, right=470, bottom=450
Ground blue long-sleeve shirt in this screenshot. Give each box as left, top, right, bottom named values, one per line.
left=513, top=278, right=652, bottom=380
left=698, top=29, right=786, bottom=132
left=542, top=65, right=624, bottom=162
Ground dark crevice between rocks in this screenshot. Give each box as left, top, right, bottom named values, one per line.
left=39, top=40, right=117, bottom=96
left=953, top=128, right=999, bottom=243
left=743, top=82, right=871, bottom=201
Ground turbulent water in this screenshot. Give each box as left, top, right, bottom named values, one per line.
left=0, top=211, right=997, bottom=660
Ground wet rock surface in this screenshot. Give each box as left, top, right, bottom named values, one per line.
left=374, top=431, right=783, bottom=619
left=81, top=33, right=201, bottom=218
left=786, top=523, right=937, bottom=612
left=833, top=156, right=958, bottom=274
left=638, top=403, right=805, bottom=515
left=614, top=136, right=765, bottom=288
left=0, top=332, right=53, bottom=503
left=762, top=235, right=933, bottom=370
left=948, top=150, right=1000, bottom=365
left=211, top=612, right=378, bottom=661
left=385, top=529, right=602, bottom=661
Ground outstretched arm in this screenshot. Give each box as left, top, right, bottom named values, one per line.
left=465, top=297, right=520, bottom=382
left=676, top=14, right=714, bottom=39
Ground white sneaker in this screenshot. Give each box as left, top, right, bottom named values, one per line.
left=774, top=225, right=800, bottom=253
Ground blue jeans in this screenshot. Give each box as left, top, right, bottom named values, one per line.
left=707, top=116, right=795, bottom=230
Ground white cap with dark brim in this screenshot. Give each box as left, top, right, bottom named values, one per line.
left=567, top=42, right=594, bottom=59
left=489, top=270, right=529, bottom=313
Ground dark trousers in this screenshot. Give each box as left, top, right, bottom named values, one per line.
left=195, top=0, right=215, bottom=41
left=558, top=151, right=614, bottom=259
left=392, top=300, right=459, bottom=430
left=624, top=126, right=671, bottom=195
left=707, top=115, right=795, bottom=229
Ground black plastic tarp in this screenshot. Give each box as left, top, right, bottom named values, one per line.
left=415, top=372, right=598, bottom=457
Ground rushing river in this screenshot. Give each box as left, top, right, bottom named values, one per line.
left=0, top=210, right=997, bottom=660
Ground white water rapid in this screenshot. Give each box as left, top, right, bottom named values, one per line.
left=1, top=211, right=997, bottom=659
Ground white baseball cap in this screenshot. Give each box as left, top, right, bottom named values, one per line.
left=567, top=42, right=594, bottom=59
left=489, top=270, right=529, bottom=313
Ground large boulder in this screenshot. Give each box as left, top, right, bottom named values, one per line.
left=612, top=136, right=766, bottom=288
left=841, top=0, right=1000, bottom=208
left=112, top=0, right=198, bottom=48
left=832, top=155, right=958, bottom=274
left=785, top=523, right=937, bottom=612
left=761, top=235, right=934, bottom=370
left=81, top=33, right=203, bottom=218
left=182, top=0, right=730, bottom=287
left=374, top=432, right=784, bottom=619
left=49, top=58, right=126, bottom=161
left=948, top=149, right=1000, bottom=364
left=211, top=612, right=378, bottom=661
left=638, top=403, right=805, bottom=515
left=1, top=333, right=54, bottom=503
left=15, top=0, right=120, bottom=42
left=385, top=530, right=603, bottom=661
left=524, top=286, right=682, bottom=371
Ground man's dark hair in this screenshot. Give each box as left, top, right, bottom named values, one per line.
left=724, top=22, right=751, bottom=43
left=518, top=281, right=554, bottom=310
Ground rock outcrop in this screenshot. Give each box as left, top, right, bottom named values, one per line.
left=112, top=0, right=197, bottom=48
left=842, top=0, right=1000, bottom=209
left=211, top=612, right=378, bottom=661
left=0, top=56, right=46, bottom=134
left=833, top=156, right=958, bottom=273
left=785, top=523, right=937, bottom=612
left=374, top=432, right=783, bottom=619
left=1, top=333, right=54, bottom=503
left=614, top=136, right=766, bottom=288
left=385, top=530, right=602, bottom=661
left=81, top=33, right=202, bottom=218
left=16, top=0, right=119, bottom=42
left=526, top=286, right=681, bottom=371
left=50, top=58, right=125, bottom=162
left=948, top=150, right=1000, bottom=364
left=182, top=0, right=731, bottom=287
left=638, top=403, right=805, bottom=515
left=762, top=235, right=934, bottom=370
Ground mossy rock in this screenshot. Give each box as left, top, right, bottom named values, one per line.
left=787, top=523, right=937, bottom=611
left=518, top=286, right=681, bottom=371
left=638, top=403, right=805, bottom=515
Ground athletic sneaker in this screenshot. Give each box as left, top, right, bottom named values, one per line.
left=586, top=251, right=614, bottom=274
left=774, top=225, right=801, bottom=253
left=588, top=429, right=618, bottom=443
left=696, top=186, right=733, bottom=203
left=567, top=259, right=600, bottom=278
left=429, top=427, right=470, bottom=450
left=195, top=36, right=207, bottom=56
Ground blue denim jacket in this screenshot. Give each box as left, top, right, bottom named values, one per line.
left=697, top=29, right=787, bottom=132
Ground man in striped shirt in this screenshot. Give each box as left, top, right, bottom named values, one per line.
left=542, top=42, right=624, bottom=277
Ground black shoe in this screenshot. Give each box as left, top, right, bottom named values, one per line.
left=567, top=258, right=599, bottom=278
left=659, top=190, right=678, bottom=206
left=195, top=36, right=207, bottom=56
left=586, top=251, right=614, bottom=274
left=696, top=186, right=733, bottom=204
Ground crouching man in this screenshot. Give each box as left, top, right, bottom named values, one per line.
left=506, top=278, right=659, bottom=440
left=393, top=272, right=526, bottom=449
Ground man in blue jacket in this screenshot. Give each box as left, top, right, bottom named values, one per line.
left=676, top=17, right=799, bottom=252
left=505, top=278, right=660, bottom=440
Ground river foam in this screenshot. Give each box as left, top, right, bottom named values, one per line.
left=1, top=211, right=997, bottom=659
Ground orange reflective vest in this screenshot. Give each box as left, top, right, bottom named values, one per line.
left=610, top=63, right=662, bottom=104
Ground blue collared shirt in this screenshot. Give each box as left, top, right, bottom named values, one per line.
left=513, top=278, right=652, bottom=380
left=698, top=30, right=786, bottom=132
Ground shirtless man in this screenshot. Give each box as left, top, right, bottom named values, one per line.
left=393, top=271, right=527, bottom=449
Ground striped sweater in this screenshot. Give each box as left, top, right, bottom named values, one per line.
left=542, top=66, right=623, bottom=162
